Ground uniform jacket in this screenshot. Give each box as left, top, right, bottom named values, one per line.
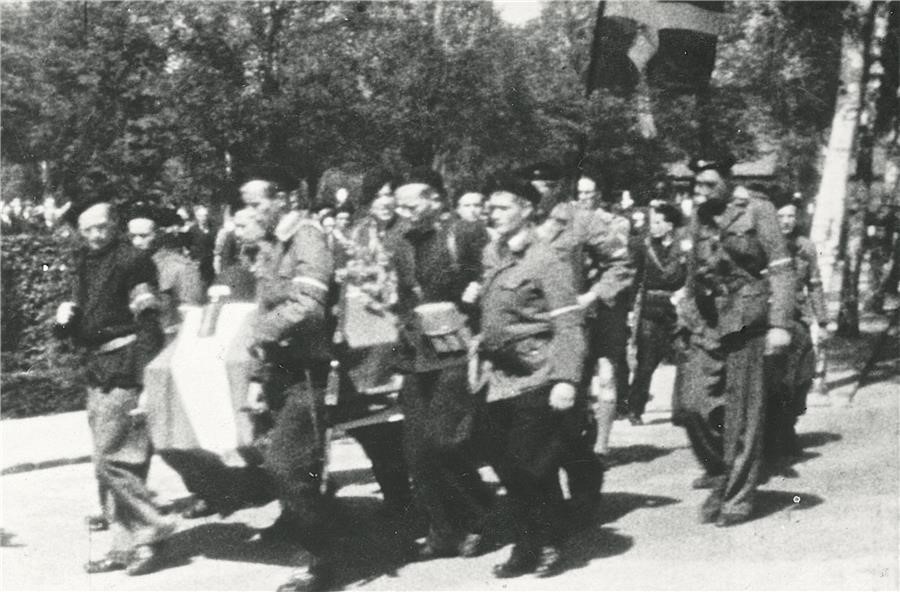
left=787, top=234, right=827, bottom=327
left=678, top=192, right=794, bottom=346
left=479, top=227, right=585, bottom=402
left=252, top=211, right=334, bottom=361
left=540, top=201, right=634, bottom=310
left=58, top=238, right=164, bottom=389
left=152, top=248, right=204, bottom=332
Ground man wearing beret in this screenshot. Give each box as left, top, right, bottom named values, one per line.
left=55, top=197, right=174, bottom=576
left=477, top=174, right=585, bottom=577
left=675, top=156, right=794, bottom=526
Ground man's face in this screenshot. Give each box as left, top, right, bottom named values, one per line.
left=241, top=186, right=281, bottom=231
left=777, top=205, right=797, bottom=236
left=370, top=184, right=397, bottom=223
left=233, top=210, right=265, bottom=244
left=128, top=218, right=156, bottom=251
left=78, top=203, right=115, bottom=251
left=456, top=192, right=484, bottom=222
left=693, top=169, right=729, bottom=204
left=194, top=206, right=209, bottom=225
left=649, top=210, right=673, bottom=239
left=488, top=191, right=532, bottom=237
left=394, top=183, right=432, bottom=222
left=335, top=212, right=351, bottom=230
left=576, top=177, right=598, bottom=211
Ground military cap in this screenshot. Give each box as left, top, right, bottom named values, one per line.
left=688, top=154, right=736, bottom=175
left=515, top=162, right=565, bottom=182
left=767, top=188, right=801, bottom=211
left=651, top=202, right=684, bottom=227
left=484, top=173, right=542, bottom=206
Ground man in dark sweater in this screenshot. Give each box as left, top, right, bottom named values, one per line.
left=627, top=203, right=688, bottom=424
left=55, top=200, right=174, bottom=576
left=391, top=170, right=493, bottom=560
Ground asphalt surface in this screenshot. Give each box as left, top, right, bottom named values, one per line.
left=2, top=364, right=897, bottom=592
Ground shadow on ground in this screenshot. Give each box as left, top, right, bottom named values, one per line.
left=752, top=490, right=824, bottom=522
left=608, top=444, right=680, bottom=467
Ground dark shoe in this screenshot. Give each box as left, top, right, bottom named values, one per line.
left=699, top=494, right=722, bottom=524
left=692, top=473, right=720, bottom=490
left=276, top=559, right=335, bottom=592
left=457, top=533, right=484, bottom=558
left=182, top=498, right=215, bottom=520
left=492, top=546, right=538, bottom=578
left=716, top=512, right=750, bottom=528
left=615, top=411, right=629, bottom=421
left=126, top=544, right=166, bottom=576
left=86, top=515, right=109, bottom=532
left=84, top=555, right=128, bottom=574
left=535, top=545, right=564, bottom=578
left=627, top=412, right=644, bottom=426
left=258, top=515, right=296, bottom=543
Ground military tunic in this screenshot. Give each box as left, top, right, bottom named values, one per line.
left=677, top=191, right=793, bottom=520
left=765, top=234, right=827, bottom=461
left=251, top=212, right=336, bottom=556
left=478, top=227, right=585, bottom=554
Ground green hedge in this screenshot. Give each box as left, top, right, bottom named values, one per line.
left=1, top=230, right=85, bottom=418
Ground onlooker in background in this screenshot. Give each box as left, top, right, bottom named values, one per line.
left=187, top=204, right=216, bottom=288
left=627, top=203, right=688, bottom=426
left=456, top=191, right=485, bottom=223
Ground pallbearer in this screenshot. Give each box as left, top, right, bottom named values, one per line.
left=477, top=175, right=585, bottom=577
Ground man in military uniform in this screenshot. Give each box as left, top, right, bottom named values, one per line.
left=676, top=157, right=793, bottom=526
left=765, top=192, right=829, bottom=462
left=627, top=203, right=688, bottom=425
left=240, top=179, right=337, bottom=592
left=55, top=198, right=173, bottom=576
left=390, top=169, right=493, bottom=561
left=477, top=174, right=585, bottom=577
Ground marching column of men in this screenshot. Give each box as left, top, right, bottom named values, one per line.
left=56, top=153, right=828, bottom=590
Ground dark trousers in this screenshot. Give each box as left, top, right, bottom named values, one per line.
left=681, top=333, right=768, bottom=518
left=264, top=364, right=334, bottom=556
left=628, top=314, right=677, bottom=416
left=586, top=306, right=631, bottom=412
left=479, top=387, right=567, bottom=553
left=348, top=422, right=410, bottom=511
left=401, top=364, right=491, bottom=548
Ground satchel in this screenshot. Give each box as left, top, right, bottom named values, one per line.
left=413, top=301, right=471, bottom=355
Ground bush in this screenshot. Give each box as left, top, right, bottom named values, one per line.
left=1, top=229, right=85, bottom=417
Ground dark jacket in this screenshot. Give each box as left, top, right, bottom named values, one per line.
left=634, top=234, right=688, bottom=322
left=57, top=238, right=164, bottom=389
left=787, top=234, right=828, bottom=328
left=390, top=211, right=490, bottom=373
left=678, top=192, right=794, bottom=346
left=480, top=227, right=585, bottom=402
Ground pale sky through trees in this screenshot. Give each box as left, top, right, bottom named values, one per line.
left=494, top=0, right=545, bottom=25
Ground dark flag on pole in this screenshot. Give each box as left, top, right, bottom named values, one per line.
left=586, top=1, right=726, bottom=138
left=587, top=1, right=726, bottom=94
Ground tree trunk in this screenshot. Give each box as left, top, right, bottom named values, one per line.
left=810, top=0, right=872, bottom=327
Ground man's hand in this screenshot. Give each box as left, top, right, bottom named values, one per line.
left=461, top=282, right=481, bottom=304
left=549, top=382, right=576, bottom=411
left=765, top=327, right=792, bottom=355
left=241, top=381, right=268, bottom=414
left=577, top=291, right=598, bottom=309
left=55, top=302, right=76, bottom=325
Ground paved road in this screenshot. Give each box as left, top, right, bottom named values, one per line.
left=2, top=372, right=897, bottom=591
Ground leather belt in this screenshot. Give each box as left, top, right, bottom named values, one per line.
left=97, top=334, right=136, bottom=353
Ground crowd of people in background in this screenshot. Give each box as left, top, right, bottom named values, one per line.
left=40, top=155, right=900, bottom=592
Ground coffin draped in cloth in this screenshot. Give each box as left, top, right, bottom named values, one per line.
left=143, top=302, right=258, bottom=468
